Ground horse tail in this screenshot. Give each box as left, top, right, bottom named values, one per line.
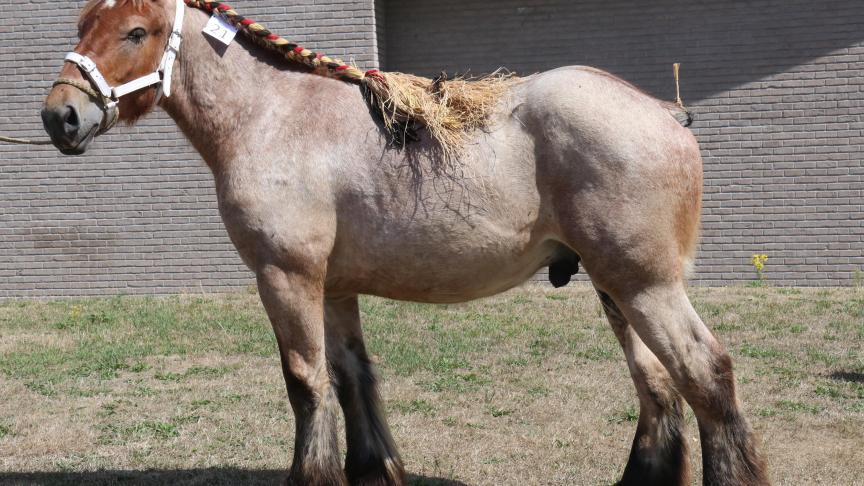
left=661, top=100, right=694, bottom=128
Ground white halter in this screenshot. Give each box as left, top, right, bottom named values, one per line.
left=61, top=0, right=185, bottom=114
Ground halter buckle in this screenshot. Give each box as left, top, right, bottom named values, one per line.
left=167, top=31, right=183, bottom=52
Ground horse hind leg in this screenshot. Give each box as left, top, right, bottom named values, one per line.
left=597, top=290, right=690, bottom=486
left=325, top=295, right=406, bottom=486
left=608, top=282, right=770, bottom=486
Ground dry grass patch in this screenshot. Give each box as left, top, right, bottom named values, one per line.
left=0, top=286, right=861, bottom=485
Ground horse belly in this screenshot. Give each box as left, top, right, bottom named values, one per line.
left=326, top=106, right=553, bottom=302
left=326, top=220, right=557, bottom=303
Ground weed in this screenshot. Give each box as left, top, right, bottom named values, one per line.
left=714, top=321, right=743, bottom=332
left=100, top=402, right=120, bottom=417
left=609, top=405, right=639, bottom=424
left=806, top=348, right=840, bottom=367
left=129, top=362, right=149, bottom=373
left=528, top=339, right=549, bottom=358
left=776, top=400, right=823, bottom=415
left=577, top=346, right=616, bottom=362
left=777, top=288, right=802, bottom=296
left=503, top=357, right=529, bottom=367
left=154, top=372, right=183, bottom=382
left=739, top=343, right=786, bottom=360
left=814, top=385, right=845, bottom=400
left=422, top=372, right=489, bottom=393
left=489, top=407, right=514, bottom=418
left=392, top=399, right=436, bottom=416
left=99, top=420, right=179, bottom=445
left=756, top=408, right=777, bottom=417
left=25, top=381, right=57, bottom=397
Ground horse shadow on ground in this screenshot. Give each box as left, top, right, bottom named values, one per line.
left=0, top=469, right=469, bottom=486
left=830, top=370, right=864, bottom=384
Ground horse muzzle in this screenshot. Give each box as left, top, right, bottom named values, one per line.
left=41, top=87, right=105, bottom=155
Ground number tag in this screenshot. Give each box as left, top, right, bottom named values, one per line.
left=203, top=14, right=239, bottom=46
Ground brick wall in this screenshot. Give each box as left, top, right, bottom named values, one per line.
left=0, top=0, right=379, bottom=299
left=383, top=0, right=864, bottom=287
left=2, top=0, right=862, bottom=299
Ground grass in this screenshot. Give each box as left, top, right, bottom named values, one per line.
left=0, top=286, right=862, bottom=485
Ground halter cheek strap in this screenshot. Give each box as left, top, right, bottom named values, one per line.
left=54, top=0, right=185, bottom=134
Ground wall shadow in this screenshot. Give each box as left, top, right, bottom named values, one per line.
left=0, top=469, right=468, bottom=486
left=383, top=0, right=864, bottom=101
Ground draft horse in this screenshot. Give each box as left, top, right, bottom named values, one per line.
left=41, top=0, right=769, bottom=484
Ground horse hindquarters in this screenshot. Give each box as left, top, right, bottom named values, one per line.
left=529, top=68, right=768, bottom=485
left=560, top=159, right=769, bottom=484
left=561, top=161, right=767, bottom=484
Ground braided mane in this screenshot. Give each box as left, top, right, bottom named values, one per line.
left=184, top=0, right=516, bottom=157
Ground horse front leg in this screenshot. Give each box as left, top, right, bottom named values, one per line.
left=325, top=295, right=406, bottom=486
left=597, top=290, right=690, bottom=486
left=257, top=263, right=346, bottom=486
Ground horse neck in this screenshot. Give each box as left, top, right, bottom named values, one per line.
left=159, top=8, right=326, bottom=172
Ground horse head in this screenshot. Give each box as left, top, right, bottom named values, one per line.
left=41, top=0, right=181, bottom=155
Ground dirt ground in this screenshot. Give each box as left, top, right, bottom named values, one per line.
left=0, top=285, right=862, bottom=485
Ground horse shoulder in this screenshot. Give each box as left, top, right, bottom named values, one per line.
left=214, top=161, right=338, bottom=272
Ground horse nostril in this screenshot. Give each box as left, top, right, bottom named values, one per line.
left=63, top=105, right=80, bottom=131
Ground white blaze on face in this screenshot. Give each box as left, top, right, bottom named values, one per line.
left=104, top=0, right=116, bottom=8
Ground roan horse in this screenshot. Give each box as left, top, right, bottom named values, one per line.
left=40, top=0, right=770, bottom=484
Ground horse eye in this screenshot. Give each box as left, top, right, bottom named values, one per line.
left=127, top=28, right=146, bottom=44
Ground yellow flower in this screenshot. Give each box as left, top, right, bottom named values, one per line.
left=751, top=254, right=768, bottom=274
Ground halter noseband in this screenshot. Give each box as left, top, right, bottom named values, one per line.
left=54, top=0, right=185, bottom=135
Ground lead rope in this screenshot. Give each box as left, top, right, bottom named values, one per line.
left=0, top=135, right=53, bottom=145
left=0, top=78, right=118, bottom=146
